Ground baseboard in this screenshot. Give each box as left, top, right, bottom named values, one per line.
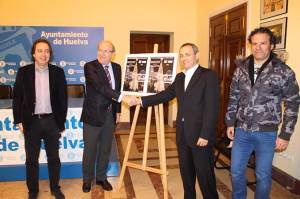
left=272, top=166, right=300, bottom=195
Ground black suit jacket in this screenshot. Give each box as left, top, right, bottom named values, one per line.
left=13, top=64, right=68, bottom=131
left=80, top=60, right=121, bottom=126
left=142, top=66, right=220, bottom=146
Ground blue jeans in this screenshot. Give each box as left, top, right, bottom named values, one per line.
left=231, top=128, right=277, bottom=199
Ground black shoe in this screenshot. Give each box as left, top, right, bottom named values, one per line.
left=96, top=179, right=113, bottom=191
left=82, top=182, right=91, bottom=193
left=51, top=189, right=65, bottom=199
left=28, top=192, right=38, bottom=199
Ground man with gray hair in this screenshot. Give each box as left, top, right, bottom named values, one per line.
left=80, top=40, right=134, bottom=192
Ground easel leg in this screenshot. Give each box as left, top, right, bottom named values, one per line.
left=154, top=105, right=161, bottom=163
left=142, top=106, right=152, bottom=168
left=118, top=105, right=140, bottom=189
left=158, top=104, right=168, bottom=199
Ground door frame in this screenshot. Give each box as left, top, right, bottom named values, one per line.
left=208, top=0, right=250, bottom=57
left=129, top=31, right=176, bottom=127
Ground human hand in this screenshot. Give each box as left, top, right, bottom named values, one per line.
left=17, top=123, right=23, bottom=133
left=131, top=97, right=141, bottom=106
left=227, top=126, right=235, bottom=140
left=196, top=137, right=208, bottom=147
left=122, top=95, right=140, bottom=106
left=275, top=137, right=289, bottom=152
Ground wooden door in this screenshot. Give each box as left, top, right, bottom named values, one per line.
left=130, top=34, right=169, bottom=54
left=130, top=33, right=170, bottom=124
left=209, top=14, right=226, bottom=136
left=209, top=3, right=247, bottom=137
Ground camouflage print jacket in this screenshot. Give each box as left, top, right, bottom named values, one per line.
left=225, top=53, right=300, bottom=140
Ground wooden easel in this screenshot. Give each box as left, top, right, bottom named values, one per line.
left=118, top=45, right=168, bottom=198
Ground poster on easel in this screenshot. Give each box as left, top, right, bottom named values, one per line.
left=122, top=55, right=148, bottom=94
left=121, top=53, right=178, bottom=96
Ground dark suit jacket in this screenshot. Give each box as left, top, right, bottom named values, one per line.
left=142, top=66, right=220, bottom=146
left=80, top=60, right=121, bottom=126
left=13, top=64, right=68, bottom=131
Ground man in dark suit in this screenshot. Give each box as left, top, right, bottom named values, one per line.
left=13, top=38, right=68, bottom=199
left=80, top=40, right=133, bottom=192
left=135, top=43, right=220, bottom=199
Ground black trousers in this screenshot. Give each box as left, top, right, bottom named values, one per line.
left=177, top=121, right=219, bottom=199
left=24, top=115, right=61, bottom=193
left=82, top=112, right=115, bottom=183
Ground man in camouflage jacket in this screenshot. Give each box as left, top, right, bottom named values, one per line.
left=225, top=27, right=300, bottom=199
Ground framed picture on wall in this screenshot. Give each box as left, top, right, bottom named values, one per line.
left=260, top=0, right=288, bottom=20
left=273, top=49, right=289, bottom=62
left=260, top=17, right=287, bottom=49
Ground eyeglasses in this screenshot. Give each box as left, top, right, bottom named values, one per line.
left=98, top=49, right=114, bottom=54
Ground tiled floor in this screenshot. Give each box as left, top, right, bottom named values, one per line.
left=0, top=125, right=299, bottom=199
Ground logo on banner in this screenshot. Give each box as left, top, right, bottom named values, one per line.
left=19, top=60, right=30, bottom=67
left=0, top=61, right=5, bottom=67
left=80, top=76, right=85, bottom=83
left=0, top=77, right=7, bottom=83
left=79, top=61, right=86, bottom=67
left=60, top=60, right=67, bottom=67
left=68, top=68, right=75, bottom=75
left=8, top=69, right=15, bottom=75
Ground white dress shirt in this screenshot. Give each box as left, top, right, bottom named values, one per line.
left=180, top=64, right=199, bottom=122
left=103, top=62, right=123, bottom=102
left=184, top=64, right=199, bottom=90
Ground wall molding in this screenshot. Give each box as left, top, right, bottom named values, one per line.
left=272, top=166, right=300, bottom=195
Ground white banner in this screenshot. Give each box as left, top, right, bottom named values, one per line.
left=0, top=108, right=84, bottom=165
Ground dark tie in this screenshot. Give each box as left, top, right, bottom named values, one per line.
left=104, top=65, right=112, bottom=112
left=183, top=73, right=186, bottom=92
left=104, top=65, right=112, bottom=88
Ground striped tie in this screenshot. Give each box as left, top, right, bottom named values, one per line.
left=104, top=65, right=112, bottom=88
left=104, top=65, right=112, bottom=112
